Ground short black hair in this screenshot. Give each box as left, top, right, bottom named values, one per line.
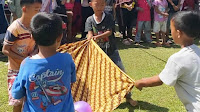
left=31, top=12, right=63, bottom=46
left=172, top=11, right=200, bottom=38
left=20, top=0, right=42, bottom=7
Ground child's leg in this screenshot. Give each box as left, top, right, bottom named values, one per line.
left=8, top=70, right=23, bottom=112
left=109, top=50, right=137, bottom=106
left=153, top=21, right=161, bottom=46
left=161, top=21, right=169, bottom=46
left=13, top=104, right=22, bottom=112
left=143, top=21, right=152, bottom=43
left=122, top=8, right=128, bottom=39
left=135, top=21, right=144, bottom=43
left=109, top=50, right=125, bottom=72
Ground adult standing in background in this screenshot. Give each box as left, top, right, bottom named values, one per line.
left=0, top=0, right=8, bottom=41
left=40, top=0, right=52, bottom=13
left=7, top=0, right=22, bottom=23
left=166, top=0, right=181, bottom=41
left=81, top=0, right=93, bottom=39
left=180, top=0, right=195, bottom=11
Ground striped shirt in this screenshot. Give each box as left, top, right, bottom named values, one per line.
left=4, top=19, right=35, bottom=70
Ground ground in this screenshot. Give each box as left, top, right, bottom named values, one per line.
left=1, top=37, right=199, bottom=112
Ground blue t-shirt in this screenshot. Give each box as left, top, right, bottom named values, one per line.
left=12, top=52, right=76, bottom=112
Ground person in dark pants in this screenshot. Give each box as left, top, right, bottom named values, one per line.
left=0, top=0, right=8, bottom=36
left=121, top=0, right=137, bottom=45
left=81, top=0, right=93, bottom=39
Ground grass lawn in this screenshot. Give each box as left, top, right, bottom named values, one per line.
left=0, top=38, right=199, bottom=112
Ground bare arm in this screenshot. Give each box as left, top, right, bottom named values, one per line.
left=87, top=30, right=112, bottom=40
left=168, top=0, right=181, bottom=11
left=2, top=44, right=25, bottom=61
left=87, top=31, right=94, bottom=40
left=155, top=6, right=169, bottom=17
left=134, top=75, right=163, bottom=91
left=93, top=30, right=112, bottom=40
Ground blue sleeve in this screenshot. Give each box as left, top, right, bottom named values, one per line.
left=71, top=59, right=76, bottom=83
left=11, top=60, right=27, bottom=99
left=4, top=30, right=17, bottom=45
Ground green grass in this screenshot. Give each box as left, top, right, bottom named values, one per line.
left=0, top=38, right=199, bottom=112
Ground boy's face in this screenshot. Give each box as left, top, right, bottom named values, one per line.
left=24, top=3, right=42, bottom=18
left=90, top=0, right=105, bottom=14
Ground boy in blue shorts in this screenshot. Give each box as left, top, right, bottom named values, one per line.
left=11, top=12, right=76, bottom=112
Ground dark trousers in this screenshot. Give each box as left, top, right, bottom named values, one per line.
left=81, top=6, right=93, bottom=39
left=0, top=4, right=8, bottom=34
left=121, top=8, right=136, bottom=39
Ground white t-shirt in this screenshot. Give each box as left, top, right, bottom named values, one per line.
left=159, top=44, right=200, bottom=112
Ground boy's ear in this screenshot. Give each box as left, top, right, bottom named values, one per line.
left=22, top=6, right=26, bottom=12
left=89, top=2, right=92, bottom=7
left=177, top=30, right=181, bottom=38
left=57, top=34, right=63, bottom=43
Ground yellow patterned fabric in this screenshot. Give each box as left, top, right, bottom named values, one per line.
left=57, top=40, right=135, bottom=112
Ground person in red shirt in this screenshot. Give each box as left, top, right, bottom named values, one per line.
left=135, top=0, right=152, bottom=45
left=180, top=0, right=195, bottom=11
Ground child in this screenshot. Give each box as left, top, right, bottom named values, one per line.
left=121, top=0, right=137, bottom=45
left=11, top=12, right=76, bottom=112
left=85, top=0, right=137, bottom=106
left=135, top=0, right=152, bottom=45
left=153, top=0, right=169, bottom=46
left=135, top=11, right=200, bottom=111
left=2, top=0, right=42, bottom=111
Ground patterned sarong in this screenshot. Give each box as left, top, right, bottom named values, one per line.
left=57, top=40, right=135, bottom=112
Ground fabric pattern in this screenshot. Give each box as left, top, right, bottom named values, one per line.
left=57, top=39, right=135, bottom=112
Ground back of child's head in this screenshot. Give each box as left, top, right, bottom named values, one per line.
left=31, top=12, right=63, bottom=46
left=172, top=11, right=200, bottom=38
left=20, top=0, right=42, bottom=6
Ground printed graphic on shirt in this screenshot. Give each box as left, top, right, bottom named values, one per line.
left=29, top=69, right=67, bottom=111
left=158, top=5, right=166, bottom=18
left=92, top=23, right=110, bottom=53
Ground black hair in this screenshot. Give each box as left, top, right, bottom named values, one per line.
left=30, top=12, right=63, bottom=46
left=172, top=11, right=200, bottom=38
left=20, top=0, right=42, bottom=7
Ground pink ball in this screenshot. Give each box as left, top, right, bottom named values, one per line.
left=74, top=101, right=92, bottom=112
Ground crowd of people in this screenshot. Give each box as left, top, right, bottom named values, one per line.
left=0, top=0, right=200, bottom=112
left=0, top=0, right=200, bottom=45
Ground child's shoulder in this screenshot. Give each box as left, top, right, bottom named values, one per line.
left=7, top=20, right=20, bottom=32
left=58, top=52, right=73, bottom=60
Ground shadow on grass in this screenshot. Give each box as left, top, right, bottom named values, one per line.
left=117, top=101, right=169, bottom=112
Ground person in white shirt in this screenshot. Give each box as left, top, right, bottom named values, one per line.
left=135, top=11, right=200, bottom=112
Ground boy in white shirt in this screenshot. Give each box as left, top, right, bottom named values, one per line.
left=135, top=11, right=200, bottom=111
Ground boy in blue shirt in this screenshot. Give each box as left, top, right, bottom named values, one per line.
left=11, top=12, right=76, bottom=112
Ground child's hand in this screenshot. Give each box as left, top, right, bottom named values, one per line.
left=87, top=36, right=97, bottom=40
left=87, top=36, right=93, bottom=40
left=163, top=13, right=169, bottom=17
left=134, top=80, right=144, bottom=91
left=127, top=5, right=132, bottom=11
